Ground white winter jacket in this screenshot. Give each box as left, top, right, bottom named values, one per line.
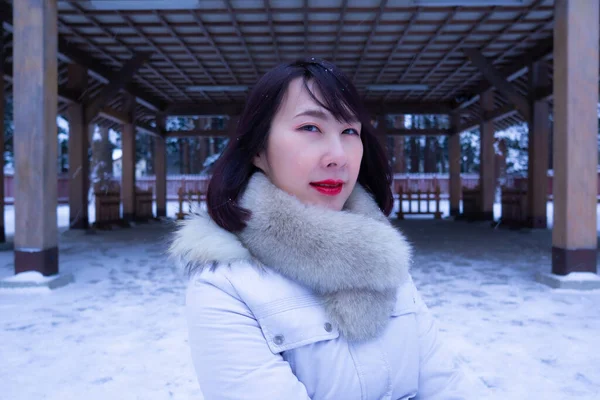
left=170, top=172, right=478, bottom=399
left=185, top=263, right=475, bottom=400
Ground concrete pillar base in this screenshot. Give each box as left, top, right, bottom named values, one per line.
left=0, top=271, right=74, bottom=291
left=535, top=271, right=600, bottom=291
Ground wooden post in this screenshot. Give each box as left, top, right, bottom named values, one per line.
left=0, top=33, right=5, bottom=243
left=13, top=0, right=59, bottom=275
left=434, top=186, right=442, bottom=219
left=155, top=114, right=167, bottom=218
left=182, top=139, right=190, bottom=174
left=121, top=93, right=136, bottom=223
left=67, top=63, right=89, bottom=229
left=371, top=116, right=387, bottom=155
left=393, top=115, right=406, bottom=173
left=397, top=186, right=404, bottom=219
left=91, top=125, right=113, bottom=188
left=449, top=113, right=462, bottom=217
left=552, top=0, right=598, bottom=275
left=424, top=137, right=434, bottom=173
left=410, top=137, right=420, bottom=172
left=480, top=90, right=496, bottom=221
left=527, top=61, right=550, bottom=229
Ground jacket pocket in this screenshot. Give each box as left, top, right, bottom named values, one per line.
left=252, top=295, right=340, bottom=354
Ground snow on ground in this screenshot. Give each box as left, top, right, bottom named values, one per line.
left=0, top=221, right=201, bottom=400
left=1, top=205, right=599, bottom=399
left=396, top=220, right=600, bottom=400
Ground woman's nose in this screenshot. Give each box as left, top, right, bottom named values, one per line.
left=324, top=136, right=347, bottom=168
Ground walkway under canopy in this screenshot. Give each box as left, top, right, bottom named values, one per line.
left=0, top=0, right=598, bottom=282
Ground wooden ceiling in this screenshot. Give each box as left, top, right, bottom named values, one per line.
left=2, top=0, right=564, bottom=132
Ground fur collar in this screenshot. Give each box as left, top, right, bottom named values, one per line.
left=169, top=172, right=412, bottom=342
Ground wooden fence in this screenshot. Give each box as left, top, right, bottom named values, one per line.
left=3, top=171, right=600, bottom=204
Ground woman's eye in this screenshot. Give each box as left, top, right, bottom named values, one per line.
left=343, top=128, right=360, bottom=136
left=300, top=124, right=320, bottom=133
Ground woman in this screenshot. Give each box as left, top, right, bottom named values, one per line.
left=169, top=59, right=477, bottom=399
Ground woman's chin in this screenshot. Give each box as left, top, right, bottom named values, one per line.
left=306, top=196, right=345, bottom=212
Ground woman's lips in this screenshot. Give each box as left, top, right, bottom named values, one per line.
left=310, top=180, right=344, bottom=196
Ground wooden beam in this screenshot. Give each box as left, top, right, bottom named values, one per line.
left=57, top=37, right=164, bottom=113
left=457, top=104, right=519, bottom=133
left=0, top=5, right=165, bottom=113
left=165, top=101, right=456, bottom=117
left=165, top=128, right=232, bottom=138
left=136, top=120, right=161, bottom=137
left=534, top=84, right=553, bottom=101
left=455, top=38, right=553, bottom=110
left=165, top=127, right=451, bottom=138
left=98, top=107, right=131, bottom=125
left=463, top=47, right=531, bottom=120
left=165, top=103, right=245, bottom=116
left=6, top=63, right=81, bottom=105
left=381, top=128, right=451, bottom=136
left=84, top=52, right=151, bottom=123
left=366, top=101, right=455, bottom=115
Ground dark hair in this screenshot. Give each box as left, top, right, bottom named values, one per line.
left=207, top=58, right=393, bottom=232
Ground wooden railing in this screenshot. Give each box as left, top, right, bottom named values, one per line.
left=461, top=188, right=481, bottom=221
left=500, top=188, right=528, bottom=228
left=397, top=186, right=442, bottom=219
left=135, top=188, right=154, bottom=221
left=4, top=171, right=600, bottom=205
left=176, top=187, right=207, bottom=220
left=94, top=188, right=121, bottom=229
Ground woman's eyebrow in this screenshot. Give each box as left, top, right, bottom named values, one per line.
left=294, top=109, right=329, bottom=120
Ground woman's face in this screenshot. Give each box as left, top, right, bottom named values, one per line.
left=253, top=78, right=363, bottom=211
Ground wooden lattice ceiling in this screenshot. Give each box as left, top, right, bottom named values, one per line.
left=0, top=0, right=570, bottom=132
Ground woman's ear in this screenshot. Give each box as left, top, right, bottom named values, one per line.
left=252, top=151, right=268, bottom=174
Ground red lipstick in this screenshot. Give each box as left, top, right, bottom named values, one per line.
left=310, top=180, right=344, bottom=196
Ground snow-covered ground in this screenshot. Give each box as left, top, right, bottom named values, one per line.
left=1, top=204, right=599, bottom=399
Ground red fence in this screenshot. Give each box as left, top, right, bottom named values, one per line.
left=4, top=174, right=71, bottom=204
left=3, top=172, right=600, bottom=204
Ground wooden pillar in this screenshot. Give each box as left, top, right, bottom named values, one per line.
left=0, top=33, right=5, bottom=243
left=182, top=139, right=190, bottom=174
left=121, top=93, right=136, bottom=223
left=410, top=137, right=420, bottom=172
left=393, top=116, right=406, bottom=173
left=13, top=0, right=58, bottom=275
left=393, top=137, right=406, bottom=173
left=479, top=90, right=495, bottom=220
left=91, top=125, right=113, bottom=189
left=424, top=137, right=434, bottom=173
left=155, top=114, right=167, bottom=218
left=552, top=0, right=598, bottom=275
left=527, top=61, right=550, bottom=229
left=67, top=63, right=89, bottom=229
left=449, top=113, right=462, bottom=217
